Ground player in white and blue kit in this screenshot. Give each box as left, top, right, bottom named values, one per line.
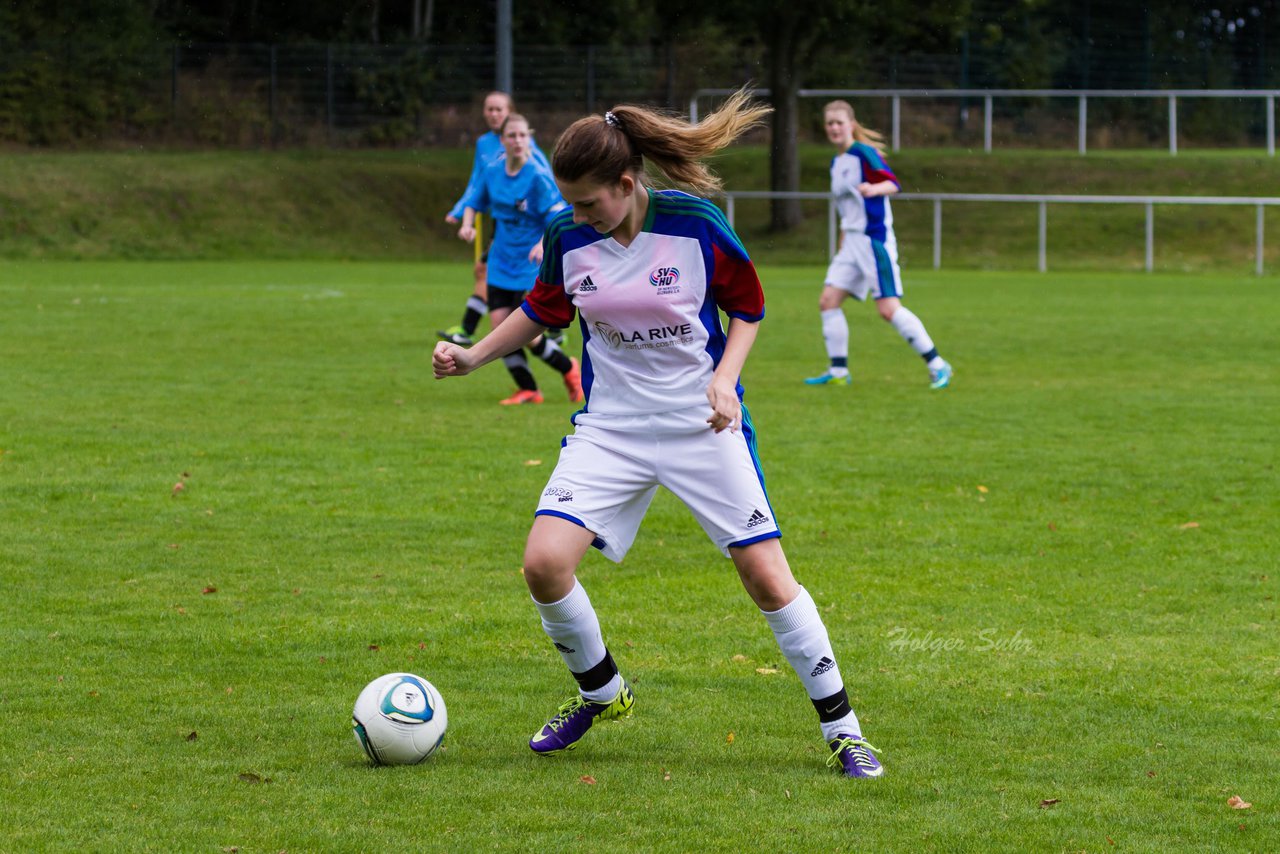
left=805, top=100, right=953, bottom=390
left=433, top=90, right=884, bottom=779
left=438, top=91, right=552, bottom=346
left=456, top=113, right=580, bottom=405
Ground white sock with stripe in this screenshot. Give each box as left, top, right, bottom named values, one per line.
left=820, top=308, right=850, bottom=376
left=762, top=586, right=862, bottom=740
left=532, top=579, right=622, bottom=703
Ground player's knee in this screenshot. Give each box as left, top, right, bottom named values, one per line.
left=521, top=546, right=575, bottom=598
left=818, top=292, right=841, bottom=312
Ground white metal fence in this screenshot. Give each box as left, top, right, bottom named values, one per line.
left=694, top=88, right=1280, bottom=156
left=721, top=191, right=1280, bottom=275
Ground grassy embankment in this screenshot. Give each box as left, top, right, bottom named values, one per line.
left=1, top=146, right=1278, bottom=272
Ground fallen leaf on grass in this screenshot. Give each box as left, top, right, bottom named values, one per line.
left=172, top=482, right=185, bottom=496
left=238, top=772, right=270, bottom=784
left=662, top=770, right=671, bottom=781
left=523, top=459, right=542, bottom=466
left=202, top=586, right=217, bottom=595
left=726, top=732, right=735, bottom=744
left=1039, top=798, right=1060, bottom=808
left=731, top=654, right=748, bottom=662
left=1179, top=522, right=1200, bottom=529
left=1048, top=522, right=1058, bottom=532
left=755, top=667, right=779, bottom=675
left=367, top=644, right=380, bottom=652
left=977, top=485, right=989, bottom=494
left=579, top=775, right=596, bottom=785
left=1228, top=796, right=1252, bottom=810
left=186, top=731, right=198, bottom=742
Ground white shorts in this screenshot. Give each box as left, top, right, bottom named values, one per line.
left=534, top=406, right=781, bottom=563
left=825, top=231, right=903, bottom=301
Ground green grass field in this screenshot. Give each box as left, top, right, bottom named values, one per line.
left=1, top=261, right=1277, bottom=852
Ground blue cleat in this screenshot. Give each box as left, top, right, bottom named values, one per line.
left=529, top=681, right=634, bottom=755
left=804, top=371, right=852, bottom=386
left=826, top=734, right=884, bottom=778
left=929, top=360, right=953, bottom=390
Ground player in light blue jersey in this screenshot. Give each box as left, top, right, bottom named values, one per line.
left=804, top=100, right=953, bottom=390
left=438, top=91, right=552, bottom=347
left=456, top=113, right=581, bottom=405
left=434, top=89, right=883, bottom=779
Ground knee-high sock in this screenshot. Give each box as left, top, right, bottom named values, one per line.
left=461, top=295, right=488, bottom=336
left=763, top=586, right=862, bottom=741
left=532, top=580, right=621, bottom=702
left=529, top=335, right=572, bottom=374
left=889, top=306, right=941, bottom=364
left=821, top=308, right=849, bottom=372
left=501, top=350, right=538, bottom=392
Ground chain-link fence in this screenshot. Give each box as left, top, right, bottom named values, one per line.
left=2, top=40, right=1278, bottom=148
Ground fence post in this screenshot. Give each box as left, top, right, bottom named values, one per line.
left=828, top=197, right=837, bottom=261
left=1258, top=204, right=1265, bottom=276
left=1152, top=202, right=1162, bottom=272
left=725, top=194, right=735, bottom=229
left=171, top=44, right=180, bottom=118
left=1078, top=95, right=1087, bottom=155
left=1037, top=201, right=1047, bottom=272
left=983, top=94, right=993, bottom=153
left=892, top=94, right=901, bottom=152
left=1168, top=95, right=1177, bottom=155
left=326, top=45, right=335, bottom=144
left=1267, top=95, right=1275, bottom=157
left=932, top=199, right=942, bottom=269
left=269, top=45, right=278, bottom=146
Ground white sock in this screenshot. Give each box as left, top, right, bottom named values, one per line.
left=820, top=308, right=849, bottom=375
left=532, top=580, right=621, bottom=703
left=762, top=587, right=861, bottom=740
left=465, top=295, right=488, bottom=316
left=889, top=306, right=936, bottom=359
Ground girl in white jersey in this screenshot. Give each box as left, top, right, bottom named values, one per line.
left=432, top=89, right=884, bottom=779
left=804, top=100, right=953, bottom=390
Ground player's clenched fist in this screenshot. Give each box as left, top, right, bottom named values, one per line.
left=433, top=341, right=474, bottom=378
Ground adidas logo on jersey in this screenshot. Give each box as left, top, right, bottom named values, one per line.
left=578, top=276, right=597, bottom=292
left=745, top=508, right=770, bottom=528
left=810, top=656, right=835, bottom=677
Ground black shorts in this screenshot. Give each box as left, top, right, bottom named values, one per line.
left=486, top=286, right=526, bottom=312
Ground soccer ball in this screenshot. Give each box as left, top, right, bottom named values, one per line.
left=352, top=672, right=447, bottom=765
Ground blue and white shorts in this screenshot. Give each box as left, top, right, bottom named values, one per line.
left=825, top=231, right=903, bottom=301
left=534, top=406, right=781, bottom=562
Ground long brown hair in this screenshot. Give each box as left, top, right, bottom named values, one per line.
left=824, top=100, right=887, bottom=157
left=552, top=87, right=771, bottom=195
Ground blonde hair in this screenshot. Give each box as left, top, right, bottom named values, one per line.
left=824, top=100, right=887, bottom=157
left=553, top=87, right=771, bottom=195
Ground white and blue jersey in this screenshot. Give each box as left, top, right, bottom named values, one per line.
left=827, top=143, right=904, bottom=301
left=524, top=189, right=766, bottom=417
left=446, top=131, right=550, bottom=220
left=523, top=189, right=779, bottom=563
left=460, top=158, right=566, bottom=292
left=831, top=142, right=899, bottom=240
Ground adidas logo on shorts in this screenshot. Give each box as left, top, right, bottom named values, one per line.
left=745, top=508, right=770, bottom=528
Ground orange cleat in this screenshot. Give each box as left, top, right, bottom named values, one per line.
left=500, top=389, right=544, bottom=406
left=563, top=357, right=584, bottom=403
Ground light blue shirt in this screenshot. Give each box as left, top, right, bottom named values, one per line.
left=447, top=131, right=551, bottom=220
left=460, top=158, right=565, bottom=291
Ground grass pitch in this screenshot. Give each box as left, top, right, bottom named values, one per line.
left=1, top=261, right=1276, bottom=852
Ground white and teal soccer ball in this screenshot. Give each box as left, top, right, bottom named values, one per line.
left=352, top=672, right=447, bottom=765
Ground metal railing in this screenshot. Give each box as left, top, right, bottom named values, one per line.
left=693, top=88, right=1280, bottom=156
left=720, top=191, right=1280, bottom=275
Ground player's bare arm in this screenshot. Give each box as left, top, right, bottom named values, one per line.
left=706, top=317, right=759, bottom=433
left=433, top=309, right=542, bottom=379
